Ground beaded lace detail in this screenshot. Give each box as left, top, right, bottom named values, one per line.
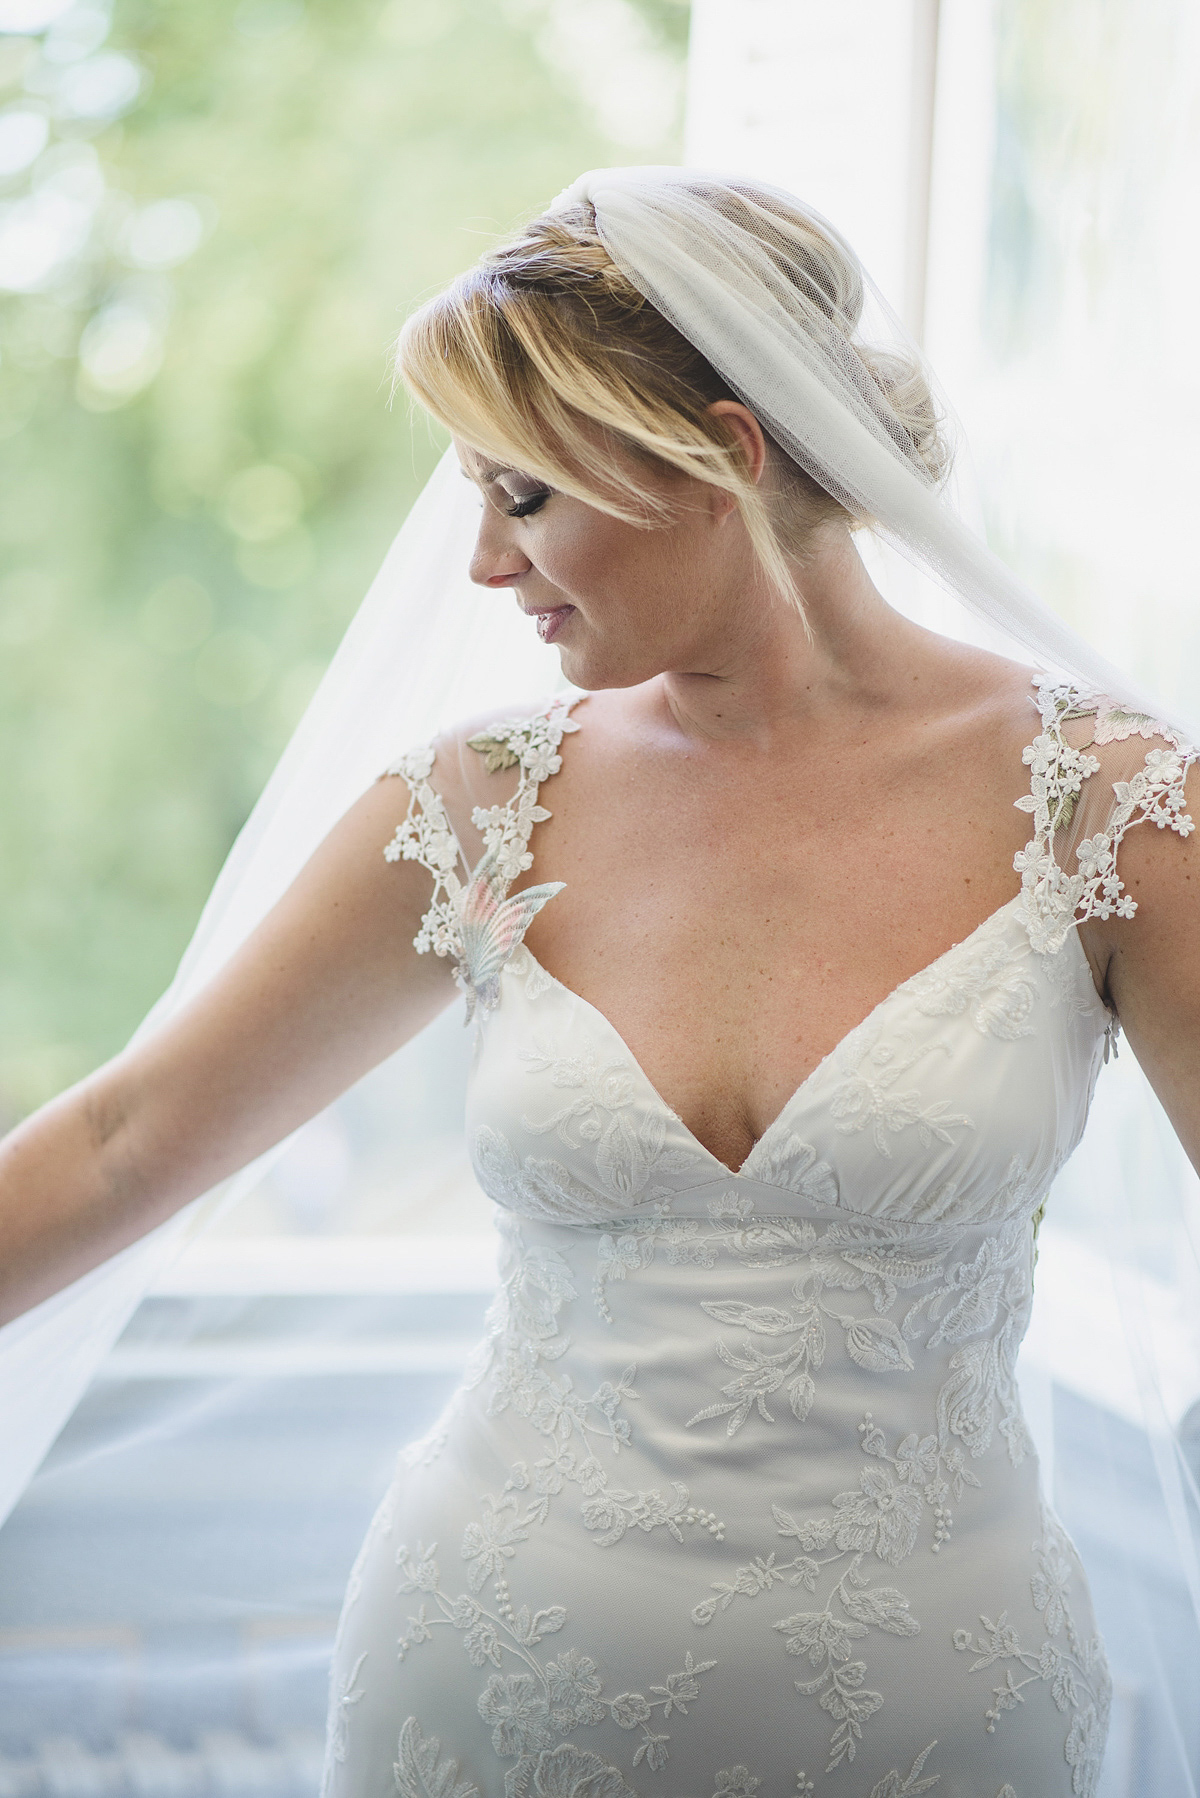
left=1013, top=676, right=1195, bottom=956
left=383, top=693, right=581, bottom=1018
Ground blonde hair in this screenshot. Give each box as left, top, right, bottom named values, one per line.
left=394, top=192, right=950, bottom=606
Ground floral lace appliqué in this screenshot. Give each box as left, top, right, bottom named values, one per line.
left=384, top=695, right=581, bottom=1020
left=824, top=1025, right=974, bottom=1159
left=395, top=1714, right=771, bottom=1798
left=684, top=1206, right=1036, bottom=1771
left=392, top=1455, right=722, bottom=1776
left=1014, top=677, right=1195, bottom=956
left=901, top=928, right=1037, bottom=1041
left=952, top=1508, right=1111, bottom=1798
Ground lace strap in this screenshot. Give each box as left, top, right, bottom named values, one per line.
left=461, top=692, right=581, bottom=886
left=382, top=745, right=468, bottom=959
left=1013, top=675, right=1196, bottom=955
left=383, top=693, right=580, bottom=1001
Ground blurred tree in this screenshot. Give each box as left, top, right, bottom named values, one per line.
left=0, top=0, right=687, bottom=1118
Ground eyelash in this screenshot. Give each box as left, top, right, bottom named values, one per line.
left=505, top=490, right=550, bottom=519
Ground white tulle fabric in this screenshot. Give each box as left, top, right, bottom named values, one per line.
left=0, top=453, right=561, bottom=1528
left=323, top=682, right=1193, bottom=1798
left=548, top=168, right=1195, bottom=737
left=0, top=167, right=1197, bottom=1785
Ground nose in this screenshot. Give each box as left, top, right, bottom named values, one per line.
left=468, top=504, right=531, bottom=589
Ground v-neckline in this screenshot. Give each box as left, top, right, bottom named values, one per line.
left=516, top=891, right=1049, bottom=1181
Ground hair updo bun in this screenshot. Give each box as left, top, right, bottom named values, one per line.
left=707, top=180, right=952, bottom=489
left=856, top=346, right=952, bottom=487
left=395, top=180, right=952, bottom=607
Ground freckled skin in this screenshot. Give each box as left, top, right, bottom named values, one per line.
left=449, top=420, right=1200, bottom=1172
left=0, top=411, right=1196, bottom=1318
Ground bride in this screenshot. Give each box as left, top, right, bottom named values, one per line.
left=1, top=171, right=1197, bottom=1796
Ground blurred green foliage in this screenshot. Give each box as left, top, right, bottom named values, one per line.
left=0, top=0, right=687, bottom=1118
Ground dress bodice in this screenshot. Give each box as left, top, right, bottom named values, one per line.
left=384, top=676, right=1194, bottom=1250
left=344, top=676, right=1195, bottom=1797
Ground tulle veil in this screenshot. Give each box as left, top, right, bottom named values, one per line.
left=1, top=166, right=1197, bottom=1787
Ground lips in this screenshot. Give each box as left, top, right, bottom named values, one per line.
left=528, top=605, right=574, bottom=644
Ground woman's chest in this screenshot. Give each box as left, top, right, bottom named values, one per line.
left=468, top=899, right=1107, bottom=1227
left=516, top=768, right=1036, bottom=1167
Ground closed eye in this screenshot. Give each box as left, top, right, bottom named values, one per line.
left=505, top=489, right=550, bottom=519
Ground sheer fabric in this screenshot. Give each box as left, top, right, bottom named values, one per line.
left=548, top=169, right=1196, bottom=740
left=0, top=167, right=1198, bottom=1791
left=0, top=451, right=561, bottom=1528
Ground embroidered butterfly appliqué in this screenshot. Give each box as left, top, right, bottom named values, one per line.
left=384, top=693, right=581, bottom=1023
left=457, top=846, right=564, bottom=1023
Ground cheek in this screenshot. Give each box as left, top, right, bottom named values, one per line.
left=537, top=512, right=626, bottom=587
left=535, top=511, right=690, bottom=620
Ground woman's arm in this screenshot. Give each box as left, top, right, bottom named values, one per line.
left=1092, top=767, right=1200, bottom=1172
left=0, top=777, right=457, bottom=1324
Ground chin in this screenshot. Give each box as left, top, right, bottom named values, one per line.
left=557, top=651, right=654, bottom=692
left=556, top=636, right=668, bottom=693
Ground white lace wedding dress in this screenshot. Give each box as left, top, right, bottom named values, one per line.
left=321, top=678, right=1195, bottom=1798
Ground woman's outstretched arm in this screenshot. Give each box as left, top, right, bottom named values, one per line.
left=0, top=777, right=457, bottom=1325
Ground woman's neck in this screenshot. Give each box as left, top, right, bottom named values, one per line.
left=659, top=530, right=924, bottom=748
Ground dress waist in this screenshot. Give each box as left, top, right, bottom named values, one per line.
left=453, top=1209, right=1039, bottom=1539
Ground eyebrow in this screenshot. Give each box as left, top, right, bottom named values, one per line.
left=461, top=461, right=548, bottom=490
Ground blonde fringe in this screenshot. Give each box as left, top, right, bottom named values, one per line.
left=394, top=203, right=950, bottom=612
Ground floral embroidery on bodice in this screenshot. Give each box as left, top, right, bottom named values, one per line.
left=333, top=680, right=1195, bottom=1798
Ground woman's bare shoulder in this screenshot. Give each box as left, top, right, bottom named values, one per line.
left=392, top=689, right=591, bottom=850
left=881, top=639, right=1040, bottom=789
left=914, top=636, right=1039, bottom=726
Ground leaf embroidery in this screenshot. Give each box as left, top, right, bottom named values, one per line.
left=467, top=729, right=522, bottom=772
left=867, top=1739, right=940, bottom=1797
left=394, top=1717, right=480, bottom=1798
